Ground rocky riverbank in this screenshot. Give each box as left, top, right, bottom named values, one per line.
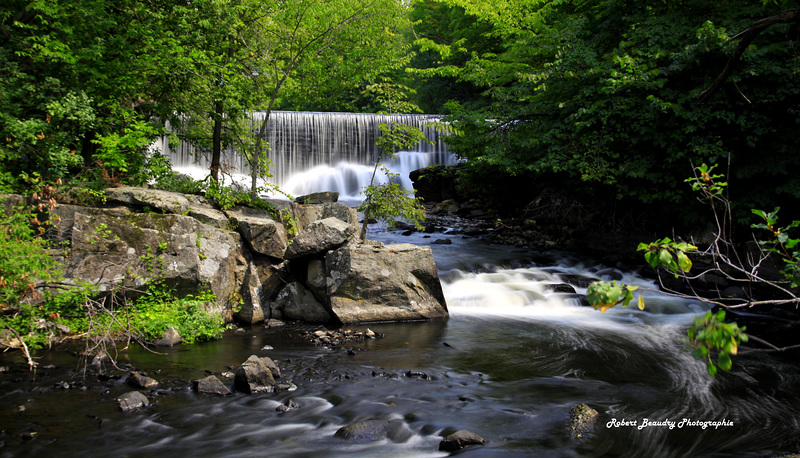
left=1, top=187, right=449, bottom=342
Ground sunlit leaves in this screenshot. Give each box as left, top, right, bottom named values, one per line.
left=688, top=310, right=748, bottom=376
left=751, top=207, right=800, bottom=287
left=586, top=281, right=640, bottom=313
left=638, top=238, right=697, bottom=277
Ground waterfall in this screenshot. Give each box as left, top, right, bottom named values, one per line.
left=155, top=111, right=456, bottom=199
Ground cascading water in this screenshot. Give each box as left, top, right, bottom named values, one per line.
left=2, top=231, right=800, bottom=456
left=155, top=111, right=456, bottom=199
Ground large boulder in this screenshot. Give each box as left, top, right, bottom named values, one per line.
left=64, top=208, right=244, bottom=316
left=228, top=208, right=287, bottom=259
left=269, top=282, right=332, bottom=323
left=324, top=243, right=448, bottom=323
left=284, top=217, right=357, bottom=260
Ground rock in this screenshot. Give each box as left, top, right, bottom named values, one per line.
left=195, top=375, right=232, bottom=396
left=334, top=420, right=390, bottom=443
left=294, top=202, right=359, bottom=232
left=325, top=243, right=448, bottom=323
left=65, top=208, right=243, bottom=317
left=105, top=186, right=191, bottom=215
left=438, top=429, right=486, bottom=451
left=128, top=372, right=159, bottom=389
left=558, top=273, right=601, bottom=289
left=306, top=258, right=327, bottom=301
left=566, top=403, right=598, bottom=439
left=276, top=399, right=300, bottom=412
left=269, top=282, right=332, bottom=323
left=431, top=238, right=452, bottom=245
left=545, top=283, right=577, bottom=294
left=284, top=217, right=357, bottom=260
left=117, top=391, right=149, bottom=411
left=155, top=326, right=181, bottom=346
left=432, top=199, right=461, bottom=215
left=235, top=263, right=265, bottom=325
left=234, top=355, right=276, bottom=393
left=230, top=211, right=287, bottom=259
left=260, top=356, right=281, bottom=379
left=295, top=192, right=339, bottom=204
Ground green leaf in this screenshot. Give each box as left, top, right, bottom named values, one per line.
left=637, top=295, right=645, bottom=310
left=718, top=352, right=732, bottom=371
left=676, top=250, right=692, bottom=272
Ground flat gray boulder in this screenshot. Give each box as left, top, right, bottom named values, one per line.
left=325, top=243, right=448, bottom=323
left=285, top=217, right=357, bottom=260
left=106, top=186, right=191, bottom=214
left=295, top=192, right=339, bottom=204
left=117, top=391, right=149, bottom=411
left=195, top=375, right=232, bottom=396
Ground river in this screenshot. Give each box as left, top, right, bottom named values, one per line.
left=2, top=229, right=800, bottom=457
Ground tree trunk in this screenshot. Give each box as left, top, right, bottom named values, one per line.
left=210, top=100, right=223, bottom=181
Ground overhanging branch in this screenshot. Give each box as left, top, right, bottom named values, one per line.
left=698, top=7, right=800, bottom=102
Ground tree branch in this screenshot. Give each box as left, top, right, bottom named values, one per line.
left=698, top=8, right=800, bottom=102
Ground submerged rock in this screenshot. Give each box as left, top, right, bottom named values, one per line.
left=566, top=403, right=599, bottom=439
left=438, top=429, right=486, bottom=451
left=334, top=420, right=390, bottom=443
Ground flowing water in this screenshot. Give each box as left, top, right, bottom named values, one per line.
left=2, top=231, right=800, bottom=457
left=155, top=111, right=456, bottom=199
left=5, top=113, right=799, bottom=455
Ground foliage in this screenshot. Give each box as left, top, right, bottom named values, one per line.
left=0, top=202, right=63, bottom=315
left=587, top=163, right=800, bottom=376
left=688, top=310, right=748, bottom=376
left=407, top=0, right=800, bottom=222
left=359, top=180, right=426, bottom=231
left=128, top=285, right=225, bottom=345
left=752, top=207, right=800, bottom=287
left=359, top=82, right=430, bottom=239
left=141, top=153, right=207, bottom=195
left=638, top=238, right=697, bottom=277
left=586, top=281, right=643, bottom=313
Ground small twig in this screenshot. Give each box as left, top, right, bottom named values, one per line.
left=5, top=325, right=37, bottom=375
left=739, top=335, right=800, bottom=354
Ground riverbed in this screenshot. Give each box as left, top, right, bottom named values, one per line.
left=2, top=230, right=799, bottom=457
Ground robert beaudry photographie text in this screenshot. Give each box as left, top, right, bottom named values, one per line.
left=606, top=418, right=734, bottom=430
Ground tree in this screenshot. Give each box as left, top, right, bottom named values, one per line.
left=235, top=0, right=411, bottom=200
left=407, top=0, right=800, bottom=224
left=357, top=84, right=428, bottom=240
